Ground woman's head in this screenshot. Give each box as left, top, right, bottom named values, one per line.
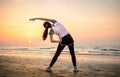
left=43, top=22, right=51, bottom=40
left=43, top=21, right=51, bottom=28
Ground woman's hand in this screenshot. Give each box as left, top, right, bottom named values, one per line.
left=59, top=37, right=62, bottom=42
left=29, top=18, right=37, bottom=21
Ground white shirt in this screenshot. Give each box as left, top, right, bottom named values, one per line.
left=51, top=21, right=69, bottom=38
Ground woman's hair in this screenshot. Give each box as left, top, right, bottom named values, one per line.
left=42, top=22, right=51, bottom=40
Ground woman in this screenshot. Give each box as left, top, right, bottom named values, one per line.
left=29, top=17, right=79, bottom=72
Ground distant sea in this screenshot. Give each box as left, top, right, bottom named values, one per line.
left=0, top=45, right=120, bottom=56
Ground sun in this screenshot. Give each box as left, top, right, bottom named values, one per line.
left=28, top=40, right=32, bottom=43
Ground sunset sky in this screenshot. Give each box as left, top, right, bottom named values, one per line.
left=0, top=0, right=120, bottom=46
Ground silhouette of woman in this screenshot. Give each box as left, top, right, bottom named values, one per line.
left=29, top=17, right=79, bottom=72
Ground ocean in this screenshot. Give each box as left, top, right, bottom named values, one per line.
left=0, top=45, right=120, bottom=56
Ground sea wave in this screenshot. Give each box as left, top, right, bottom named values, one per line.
left=0, top=45, right=120, bottom=56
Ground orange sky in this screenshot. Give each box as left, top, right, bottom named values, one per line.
left=0, top=0, right=120, bottom=46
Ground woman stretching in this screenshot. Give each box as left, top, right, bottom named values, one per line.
left=29, top=17, right=79, bottom=72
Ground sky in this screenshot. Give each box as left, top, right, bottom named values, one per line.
left=0, top=0, right=120, bottom=46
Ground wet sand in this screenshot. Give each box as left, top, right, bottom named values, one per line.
left=0, top=51, right=120, bottom=77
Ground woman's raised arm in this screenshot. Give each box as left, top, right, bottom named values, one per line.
left=29, top=17, right=54, bottom=22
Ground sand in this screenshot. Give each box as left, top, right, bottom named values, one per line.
left=0, top=51, right=120, bottom=77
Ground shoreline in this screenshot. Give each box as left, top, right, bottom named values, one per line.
left=0, top=51, right=120, bottom=77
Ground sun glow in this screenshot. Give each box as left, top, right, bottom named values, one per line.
left=28, top=40, right=32, bottom=43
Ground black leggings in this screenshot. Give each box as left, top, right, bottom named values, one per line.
left=49, top=34, right=76, bottom=67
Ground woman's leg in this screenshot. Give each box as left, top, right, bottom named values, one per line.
left=68, top=44, right=76, bottom=67
left=68, top=44, right=79, bottom=72
left=49, top=43, right=65, bottom=67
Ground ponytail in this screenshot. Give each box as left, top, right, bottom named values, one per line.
left=42, top=22, right=51, bottom=40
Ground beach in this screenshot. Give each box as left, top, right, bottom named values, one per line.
left=0, top=51, right=120, bottom=77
